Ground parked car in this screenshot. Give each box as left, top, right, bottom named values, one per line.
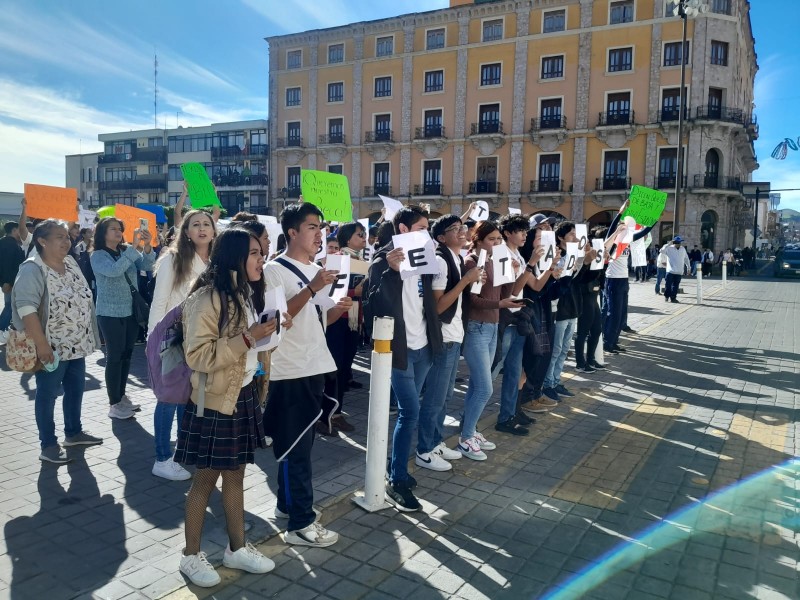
left=774, top=249, right=800, bottom=278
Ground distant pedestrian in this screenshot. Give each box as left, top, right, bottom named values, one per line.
left=689, top=245, right=702, bottom=277
left=0, top=199, right=30, bottom=344
left=654, top=246, right=668, bottom=295
left=702, top=248, right=714, bottom=278
left=662, top=236, right=691, bottom=303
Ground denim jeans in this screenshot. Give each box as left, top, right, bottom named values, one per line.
left=34, top=357, right=85, bottom=450
left=494, top=325, right=526, bottom=423
left=461, top=321, right=497, bottom=439
left=544, top=318, right=577, bottom=389
left=665, top=273, right=682, bottom=300
left=389, top=346, right=432, bottom=484
left=654, top=268, right=667, bottom=293
left=603, top=278, right=628, bottom=351
left=154, top=401, right=187, bottom=462
left=0, top=291, right=11, bottom=331
left=417, top=342, right=461, bottom=455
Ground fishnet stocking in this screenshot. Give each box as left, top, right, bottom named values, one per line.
left=184, top=468, right=220, bottom=556
left=221, top=467, right=245, bottom=551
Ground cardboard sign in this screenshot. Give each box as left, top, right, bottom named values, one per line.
left=491, top=245, right=516, bottom=286
left=378, top=194, right=404, bottom=220
left=181, top=163, right=221, bottom=208
left=362, top=244, right=375, bottom=263
left=590, top=239, right=605, bottom=270
left=469, top=200, right=490, bottom=221
left=508, top=207, right=522, bottom=216
left=471, top=249, right=488, bottom=294
left=79, top=209, right=97, bottom=229
left=301, top=170, right=352, bottom=222
left=562, top=242, right=579, bottom=276
left=114, top=204, right=159, bottom=246
left=630, top=237, right=648, bottom=267
left=139, top=204, right=167, bottom=224
left=537, top=231, right=557, bottom=273
left=392, top=231, right=439, bottom=280
left=24, top=184, right=78, bottom=222
left=358, top=218, right=370, bottom=232
left=257, top=285, right=289, bottom=351
left=622, top=185, right=667, bottom=227
left=312, top=254, right=350, bottom=309
left=575, top=224, right=588, bottom=257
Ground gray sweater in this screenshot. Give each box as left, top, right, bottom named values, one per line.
left=90, top=245, right=155, bottom=318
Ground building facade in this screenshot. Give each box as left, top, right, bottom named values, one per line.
left=91, top=120, right=269, bottom=215
left=267, top=0, right=758, bottom=249
left=65, top=152, right=102, bottom=208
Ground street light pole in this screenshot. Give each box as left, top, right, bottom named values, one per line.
left=673, top=5, right=688, bottom=238
left=752, top=186, right=760, bottom=256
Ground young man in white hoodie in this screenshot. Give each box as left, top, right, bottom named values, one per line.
left=661, top=235, right=691, bottom=303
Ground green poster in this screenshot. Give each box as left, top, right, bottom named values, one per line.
left=623, top=185, right=668, bottom=227
left=300, top=170, right=352, bottom=222
left=181, top=162, right=221, bottom=208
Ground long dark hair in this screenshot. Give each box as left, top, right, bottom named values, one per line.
left=93, top=217, right=127, bottom=254
left=189, top=228, right=265, bottom=328
left=162, top=209, right=216, bottom=289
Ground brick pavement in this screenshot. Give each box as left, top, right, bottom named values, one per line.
left=0, top=274, right=797, bottom=600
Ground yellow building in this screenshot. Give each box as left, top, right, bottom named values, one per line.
left=268, top=0, right=758, bottom=249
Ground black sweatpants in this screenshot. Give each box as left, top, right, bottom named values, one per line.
left=97, top=315, right=139, bottom=405
left=575, top=293, right=602, bottom=367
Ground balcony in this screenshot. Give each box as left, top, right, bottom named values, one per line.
left=276, top=136, right=304, bottom=148
left=99, top=174, right=167, bottom=192
left=529, top=116, right=568, bottom=149
left=98, top=152, right=133, bottom=165
left=693, top=174, right=741, bottom=191
left=363, top=185, right=392, bottom=197
left=211, top=146, right=244, bottom=160
left=413, top=183, right=444, bottom=196
left=595, top=176, right=631, bottom=191
left=471, top=121, right=504, bottom=135
left=598, top=110, right=635, bottom=127
left=134, top=147, right=167, bottom=163
left=530, top=178, right=564, bottom=193
left=746, top=114, right=759, bottom=140
left=213, top=173, right=268, bottom=188
left=695, top=106, right=745, bottom=125
left=284, top=186, right=301, bottom=199
left=365, top=130, right=394, bottom=143
left=655, top=175, right=687, bottom=189
left=249, top=144, right=268, bottom=157
left=530, top=116, right=567, bottom=131
left=468, top=181, right=502, bottom=194
left=318, top=133, right=346, bottom=145
left=710, top=0, right=731, bottom=15
left=414, top=125, right=446, bottom=139
left=659, top=107, right=689, bottom=122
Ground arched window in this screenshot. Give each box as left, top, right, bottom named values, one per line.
left=704, top=149, right=721, bottom=188
left=701, top=210, right=717, bottom=251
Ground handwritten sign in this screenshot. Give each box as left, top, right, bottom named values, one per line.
left=471, top=248, right=488, bottom=294
left=491, top=245, right=516, bottom=286
left=537, top=230, right=557, bottom=273
left=301, top=170, right=352, bottom=222
left=378, top=195, right=404, bottom=220
left=257, top=285, right=289, bottom=351
left=79, top=209, right=97, bottom=229
left=312, top=254, right=350, bottom=309
left=508, top=207, right=522, bottom=216
left=392, top=230, right=438, bottom=281
left=114, top=204, right=159, bottom=247
left=575, top=224, right=588, bottom=257
left=623, top=185, right=667, bottom=227
left=562, top=242, right=579, bottom=276
left=181, top=163, right=221, bottom=208
left=590, top=239, right=605, bottom=270
left=469, top=200, right=490, bottom=221
left=24, top=184, right=78, bottom=222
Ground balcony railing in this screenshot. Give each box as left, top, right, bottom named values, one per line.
left=530, top=116, right=567, bottom=131
left=213, top=174, right=268, bottom=187
left=276, top=136, right=304, bottom=148
left=468, top=181, right=502, bottom=194
left=598, top=110, right=635, bottom=127
left=99, top=174, right=167, bottom=192
left=655, top=175, right=687, bottom=189
left=318, top=133, right=346, bottom=145
left=413, top=183, right=444, bottom=196
left=659, top=107, right=689, bottom=122
left=530, top=178, right=564, bottom=193
left=595, top=176, right=631, bottom=191
left=693, top=174, right=741, bottom=190
left=414, top=125, right=446, bottom=139
left=710, top=0, right=731, bottom=15
left=284, top=186, right=302, bottom=199
left=471, top=121, right=504, bottom=135
left=365, top=130, right=394, bottom=143
left=363, top=185, right=392, bottom=197
left=134, top=147, right=167, bottom=163
left=249, top=144, right=268, bottom=157
left=695, top=105, right=745, bottom=125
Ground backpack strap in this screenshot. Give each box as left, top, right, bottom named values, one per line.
left=196, top=291, right=229, bottom=418
left=275, top=257, right=324, bottom=329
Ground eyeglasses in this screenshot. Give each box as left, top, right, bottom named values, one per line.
left=444, top=224, right=468, bottom=234
left=355, top=232, right=366, bottom=238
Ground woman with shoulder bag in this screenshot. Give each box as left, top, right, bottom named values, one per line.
left=11, top=220, right=103, bottom=464
left=90, top=217, right=155, bottom=420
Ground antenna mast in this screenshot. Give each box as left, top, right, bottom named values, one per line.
left=154, top=52, right=158, bottom=129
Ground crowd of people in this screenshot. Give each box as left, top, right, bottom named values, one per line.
left=0, top=194, right=707, bottom=587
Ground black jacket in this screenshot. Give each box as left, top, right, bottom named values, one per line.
left=365, top=242, right=443, bottom=370
left=0, top=236, right=25, bottom=287
left=435, top=243, right=470, bottom=329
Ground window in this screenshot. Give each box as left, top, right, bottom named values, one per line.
left=376, top=36, right=393, bottom=57
left=541, top=55, right=564, bottom=79
left=543, top=9, right=566, bottom=33
left=424, top=70, right=444, bottom=93
left=603, top=151, right=629, bottom=189
left=478, top=104, right=501, bottom=133
left=483, top=19, right=503, bottom=42
left=287, top=49, right=301, bottom=69
left=538, top=155, right=561, bottom=191
left=375, top=114, right=392, bottom=141
left=328, top=43, right=344, bottom=64
left=711, top=0, right=731, bottom=15
left=287, top=122, right=301, bottom=146
left=475, top=157, right=498, bottom=193
left=610, top=0, right=634, bottom=24
left=148, top=137, right=163, bottom=147
left=423, top=160, right=442, bottom=195
left=663, top=41, right=689, bottom=67
left=327, top=82, right=344, bottom=103
left=426, top=28, right=445, bottom=50
left=658, top=148, right=678, bottom=188
left=250, top=192, right=266, bottom=208
left=374, top=76, right=392, bottom=98
left=540, top=99, right=563, bottom=128
left=374, top=163, right=390, bottom=194
left=285, top=87, right=301, bottom=107
left=707, top=88, right=723, bottom=118
left=87, top=168, right=93, bottom=182
left=710, top=41, right=729, bottom=66
left=608, top=47, right=633, bottom=72
left=661, top=88, right=684, bottom=121
left=606, top=92, right=632, bottom=124
left=480, top=63, right=501, bottom=86
left=424, top=109, right=443, bottom=137
left=148, top=164, right=162, bottom=175
left=287, top=167, right=301, bottom=196
left=328, top=165, right=343, bottom=175
left=168, top=165, right=183, bottom=181
left=328, top=118, right=344, bottom=144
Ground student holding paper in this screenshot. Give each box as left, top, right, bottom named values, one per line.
left=574, top=227, right=607, bottom=372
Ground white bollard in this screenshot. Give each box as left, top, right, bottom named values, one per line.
left=353, top=316, right=394, bottom=513
left=696, top=268, right=702, bottom=304
left=722, top=260, right=727, bottom=287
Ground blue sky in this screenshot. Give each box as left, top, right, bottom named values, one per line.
left=0, top=0, right=798, bottom=212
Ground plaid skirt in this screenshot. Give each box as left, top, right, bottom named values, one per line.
left=174, top=381, right=267, bottom=470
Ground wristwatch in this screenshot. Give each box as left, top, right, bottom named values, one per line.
left=525, top=264, right=536, bottom=273
left=306, top=285, right=316, bottom=298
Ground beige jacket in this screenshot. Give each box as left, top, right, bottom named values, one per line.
left=183, top=288, right=269, bottom=415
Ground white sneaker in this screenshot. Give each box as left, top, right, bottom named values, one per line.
left=108, top=403, right=135, bottom=420
left=284, top=522, right=339, bottom=547
left=415, top=451, right=452, bottom=472
left=274, top=506, right=321, bottom=521
left=179, top=552, right=220, bottom=588
left=223, top=542, right=275, bottom=574
left=119, top=394, right=141, bottom=411
left=152, top=459, right=191, bottom=481
left=474, top=431, right=497, bottom=451
left=433, top=442, right=462, bottom=461
left=458, top=437, right=487, bottom=461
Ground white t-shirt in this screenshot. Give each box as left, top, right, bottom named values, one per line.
left=432, top=251, right=464, bottom=344
left=242, top=301, right=259, bottom=387
left=264, top=256, right=337, bottom=380
left=402, top=273, right=427, bottom=350
left=606, top=247, right=630, bottom=279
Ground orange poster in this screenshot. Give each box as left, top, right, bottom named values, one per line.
left=24, top=184, right=78, bottom=222
left=114, top=204, right=160, bottom=247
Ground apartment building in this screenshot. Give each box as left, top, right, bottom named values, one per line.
left=267, top=0, right=758, bottom=249
left=65, top=152, right=103, bottom=208
left=89, top=120, right=269, bottom=216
